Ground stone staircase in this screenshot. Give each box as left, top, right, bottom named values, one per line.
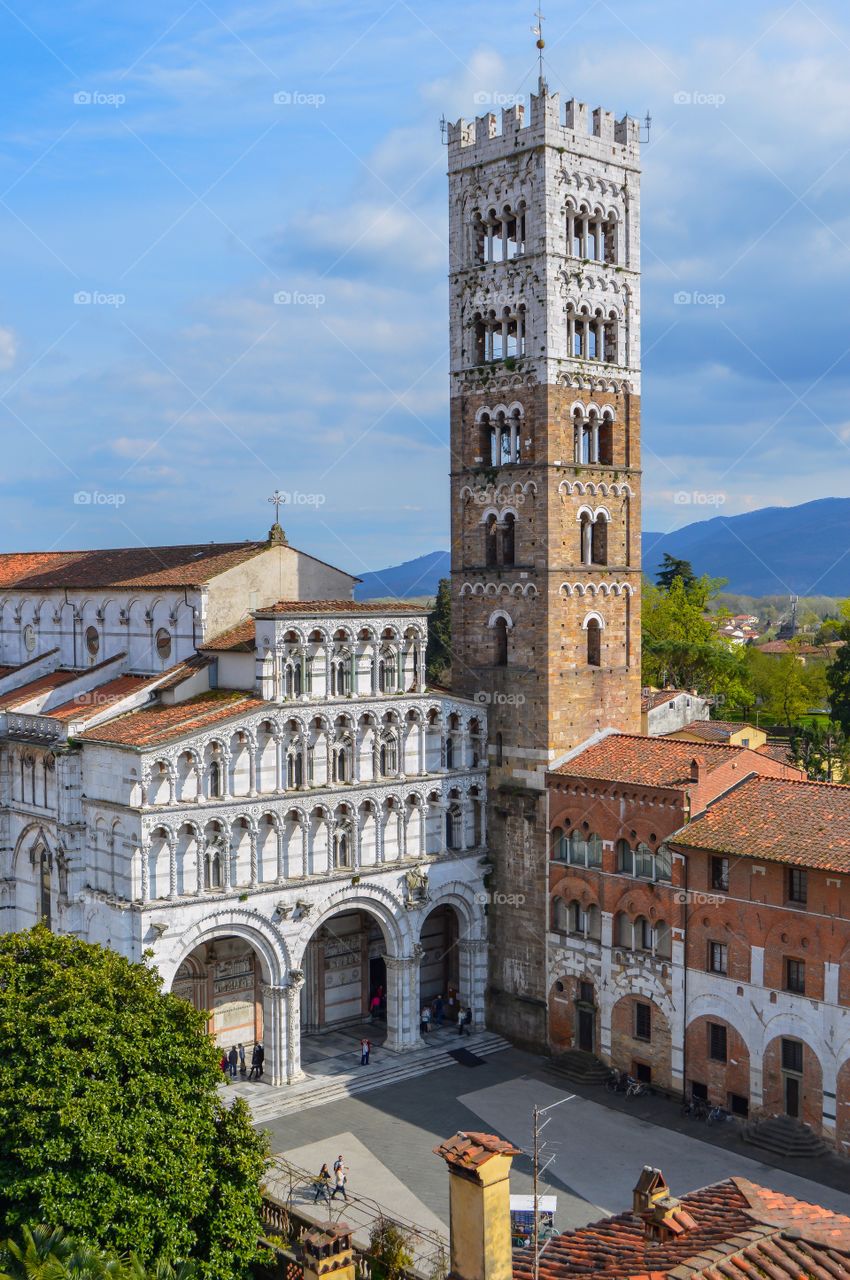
left=546, top=1048, right=611, bottom=1086
left=236, top=1031, right=513, bottom=1123
left=743, top=1114, right=831, bottom=1159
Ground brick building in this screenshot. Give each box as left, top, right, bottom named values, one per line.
left=446, top=80, right=643, bottom=1048
left=541, top=731, right=850, bottom=1152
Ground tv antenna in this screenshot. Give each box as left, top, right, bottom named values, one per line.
left=531, top=1095, right=573, bottom=1280
left=641, top=109, right=652, bottom=144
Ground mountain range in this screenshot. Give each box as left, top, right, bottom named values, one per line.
left=354, top=498, right=850, bottom=599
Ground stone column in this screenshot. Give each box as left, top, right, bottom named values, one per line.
left=249, top=830, right=258, bottom=889
left=285, top=972, right=305, bottom=1084
left=276, top=825, right=285, bottom=882
left=383, top=950, right=423, bottom=1053
left=301, top=819, right=309, bottom=877
left=140, top=843, right=149, bottom=903
left=261, top=982, right=287, bottom=1087
left=670, top=928, right=686, bottom=1094
left=195, top=835, right=204, bottom=895
left=168, top=835, right=177, bottom=901
left=275, top=736, right=285, bottom=792
left=324, top=646, right=332, bottom=698
left=599, top=911, right=614, bottom=1060
left=376, top=810, right=385, bottom=864
left=458, top=937, right=488, bottom=1030
left=418, top=722, right=426, bottom=773
left=248, top=743, right=257, bottom=796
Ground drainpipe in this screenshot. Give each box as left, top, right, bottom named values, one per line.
left=66, top=590, right=76, bottom=667
left=183, top=589, right=198, bottom=650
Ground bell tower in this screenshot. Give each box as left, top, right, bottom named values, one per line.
left=447, top=81, right=642, bottom=1046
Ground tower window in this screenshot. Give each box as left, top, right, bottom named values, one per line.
left=484, top=514, right=498, bottom=567
left=493, top=616, right=509, bottom=666
left=501, top=512, right=516, bottom=566
left=585, top=617, right=601, bottom=666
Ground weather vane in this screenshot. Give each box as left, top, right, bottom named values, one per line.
left=268, top=490, right=286, bottom=523
left=532, top=6, right=545, bottom=84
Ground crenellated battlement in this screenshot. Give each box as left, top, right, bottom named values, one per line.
left=447, top=83, right=640, bottom=170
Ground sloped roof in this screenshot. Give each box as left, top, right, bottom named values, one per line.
left=255, top=599, right=425, bottom=616
left=202, top=618, right=256, bottom=652
left=641, top=689, right=695, bottom=713
left=551, top=734, right=747, bottom=790
left=78, top=690, right=267, bottom=747
left=0, top=668, right=84, bottom=710
left=47, top=675, right=153, bottom=723
left=669, top=774, right=850, bottom=872
left=0, top=542, right=270, bottom=590
left=512, top=1177, right=850, bottom=1280
left=669, top=720, right=756, bottom=743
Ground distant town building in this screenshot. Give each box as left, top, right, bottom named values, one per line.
left=641, top=689, right=711, bottom=736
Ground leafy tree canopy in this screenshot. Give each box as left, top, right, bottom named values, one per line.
left=642, top=573, right=750, bottom=704
left=789, top=721, right=850, bottom=781
left=0, top=930, right=268, bottom=1280
left=655, top=553, right=696, bottom=591
left=0, top=1223, right=200, bottom=1280
left=742, top=644, right=828, bottom=728
left=827, top=610, right=850, bottom=734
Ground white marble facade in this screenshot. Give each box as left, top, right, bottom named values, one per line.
left=0, top=554, right=489, bottom=1086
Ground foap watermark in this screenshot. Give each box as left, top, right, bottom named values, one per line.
left=74, top=290, right=126, bottom=308
left=74, top=90, right=126, bottom=108
left=73, top=490, right=126, bottom=507
left=674, top=890, right=726, bottom=906
left=473, top=690, right=526, bottom=706
left=674, top=491, right=726, bottom=507
left=273, top=290, right=325, bottom=308
left=473, top=90, right=525, bottom=108
left=280, top=490, right=326, bottom=507
left=475, top=890, right=526, bottom=906
left=273, top=90, right=325, bottom=108
left=673, top=290, right=726, bottom=308
left=673, top=90, right=726, bottom=108
left=472, top=489, right=526, bottom=506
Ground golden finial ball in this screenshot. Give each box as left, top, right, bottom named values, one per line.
left=536, top=37, right=545, bottom=49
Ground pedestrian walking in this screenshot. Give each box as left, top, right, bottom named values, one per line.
left=256, top=1042, right=265, bottom=1077
left=238, top=1043, right=246, bottom=1075
left=360, top=1037, right=372, bottom=1066
left=331, top=1156, right=348, bottom=1201
left=369, top=992, right=381, bottom=1022
left=219, top=1051, right=228, bottom=1075
left=420, top=1005, right=431, bottom=1034
left=227, top=1045, right=238, bottom=1077
left=313, top=1163, right=332, bottom=1203
left=433, top=995, right=444, bottom=1026
left=462, top=1007, right=473, bottom=1036
left=248, top=1043, right=262, bottom=1080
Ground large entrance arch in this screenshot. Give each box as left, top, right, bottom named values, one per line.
left=419, top=904, right=460, bottom=1016
left=300, top=908, right=388, bottom=1033
left=173, top=937, right=263, bottom=1049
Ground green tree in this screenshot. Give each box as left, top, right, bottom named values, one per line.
left=0, top=930, right=268, bottom=1280
left=426, top=578, right=452, bottom=684
left=655, top=553, right=696, bottom=591
left=827, top=622, right=850, bottom=733
left=789, top=722, right=850, bottom=781
left=642, top=574, right=750, bottom=704
left=0, top=1225, right=201, bottom=1280
left=367, top=1219, right=414, bottom=1280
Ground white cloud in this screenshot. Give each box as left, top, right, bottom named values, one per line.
left=0, top=327, right=17, bottom=371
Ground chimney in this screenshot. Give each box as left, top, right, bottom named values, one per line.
left=434, top=1132, right=521, bottom=1280
left=689, top=757, right=702, bottom=784
left=301, top=1224, right=357, bottom=1280
left=632, top=1167, right=696, bottom=1244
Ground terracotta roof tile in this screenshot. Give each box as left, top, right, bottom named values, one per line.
left=641, top=689, right=693, bottom=713
left=511, top=1177, right=850, bottom=1280
left=433, top=1131, right=522, bottom=1171
left=552, top=733, right=751, bottom=790
left=755, top=741, right=795, bottom=765
left=77, top=690, right=267, bottom=747
left=670, top=774, right=850, bottom=871
left=47, top=675, right=153, bottom=723
left=202, top=618, right=256, bottom=651
left=0, top=668, right=83, bottom=710
left=670, top=720, right=756, bottom=743
left=256, top=599, right=425, bottom=616
left=0, top=542, right=269, bottom=590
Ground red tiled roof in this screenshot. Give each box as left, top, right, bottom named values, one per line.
left=668, top=719, right=756, bottom=743
left=552, top=733, right=750, bottom=790
left=77, top=690, right=267, bottom=747
left=47, top=675, right=153, bottom=723
left=202, top=618, right=256, bottom=651
left=512, top=1176, right=850, bottom=1280
left=670, top=774, right=850, bottom=871
left=641, top=689, right=692, bottom=713
left=756, top=741, right=795, bottom=765
left=255, top=599, right=425, bottom=616
left=0, top=668, right=83, bottom=710
left=433, top=1131, right=521, bottom=1171
left=0, top=542, right=270, bottom=590
left=153, top=654, right=214, bottom=690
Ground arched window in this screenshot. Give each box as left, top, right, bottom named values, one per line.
left=634, top=916, right=652, bottom=951
left=579, top=511, right=592, bottom=565
left=37, top=848, right=52, bottom=929
left=569, top=830, right=587, bottom=865
left=333, top=831, right=349, bottom=868
left=286, top=752, right=303, bottom=789
left=616, top=838, right=633, bottom=874
left=655, top=920, right=672, bottom=959
left=551, top=826, right=564, bottom=861
left=551, top=896, right=568, bottom=932
left=586, top=617, right=601, bottom=667
left=484, top=514, right=498, bottom=567
left=501, top=513, right=516, bottom=566
left=493, top=616, right=509, bottom=666
left=591, top=515, right=608, bottom=566
left=615, top=912, right=632, bottom=947
left=204, top=846, right=223, bottom=890
left=569, top=899, right=587, bottom=936
left=209, top=759, right=222, bottom=799
left=446, top=806, right=462, bottom=850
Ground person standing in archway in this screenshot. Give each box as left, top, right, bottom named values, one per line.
left=360, top=1036, right=371, bottom=1066
left=227, top=1045, right=238, bottom=1077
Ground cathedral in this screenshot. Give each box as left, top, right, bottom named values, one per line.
left=0, top=75, right=644, bottom=1075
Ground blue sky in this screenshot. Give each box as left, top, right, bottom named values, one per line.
left=2, top=0, right=850, bottom=576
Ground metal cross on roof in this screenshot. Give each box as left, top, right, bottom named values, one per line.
left=268, top=490, right=286, bottom=522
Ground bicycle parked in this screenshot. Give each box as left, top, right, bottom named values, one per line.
left=706, top=1104, right=735, bottom=1126
left=681, top=1094, right=709, bottom=1121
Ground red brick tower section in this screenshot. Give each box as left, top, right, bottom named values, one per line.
left=447, top=83, right=642, bottom=1046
